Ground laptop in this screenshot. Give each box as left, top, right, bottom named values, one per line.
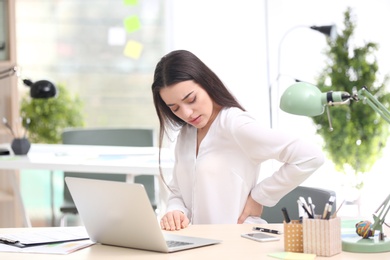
left=65, top=177, right=221, bottom=253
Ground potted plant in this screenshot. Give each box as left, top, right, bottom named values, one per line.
left=313, top=8, right=390, bottom=199
left=20, top=83, right=85, bottom=144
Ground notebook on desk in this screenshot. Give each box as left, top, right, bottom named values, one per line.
left=65, top=177, right=221, bottom=253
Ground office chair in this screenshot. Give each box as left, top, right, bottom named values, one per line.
left=261, top=186, right=336, bottom=223
left=59, top=127, right=156, bottom=226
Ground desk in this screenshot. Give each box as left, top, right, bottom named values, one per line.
left=0, top=144, right=173, bottom=175
left=0, top=144, right=174, bottom=227
left=0, top=224, right=389, bottom=259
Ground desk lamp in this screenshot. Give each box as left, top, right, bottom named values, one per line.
left=0, top=66, right=57, bottom=98
left=268, top=24, right=337, bottom=128
left=280, top=81, right=390, bottom=253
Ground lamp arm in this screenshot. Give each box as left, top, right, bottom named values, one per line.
left=354, top=87, right=390, bottom=239
left=357, top=87, right=390, bottom=124
left=370, top=194, right=390, bottom=240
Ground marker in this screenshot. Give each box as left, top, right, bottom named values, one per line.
left=252, top=227, right=283, bottom=234
left=281, top=207, right=291, bottom=223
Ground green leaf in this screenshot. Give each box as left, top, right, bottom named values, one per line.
left=313, top=7, right=390, bottom=188
left=20, top=84, right=85, bottom=144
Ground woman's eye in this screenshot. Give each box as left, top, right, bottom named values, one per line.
left=189, top=96, right=196, bottom=103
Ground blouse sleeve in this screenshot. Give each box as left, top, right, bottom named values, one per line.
left=164, top=128, right=191, bottom=217
left=226, top=109, right=325, bottom=207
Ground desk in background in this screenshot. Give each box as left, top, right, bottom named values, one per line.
left=0, top=224, right=389, bottom=259
left=0, top=144, right=174, bottom=227
left=0, top=144, right=174, bottom=175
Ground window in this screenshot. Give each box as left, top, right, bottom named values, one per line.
left=15, top=0, right=165, bottom=226
left=15, top=0, right=164, bottom=129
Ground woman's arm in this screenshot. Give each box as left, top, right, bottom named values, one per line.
left=229, top=110, right=325, bottom=207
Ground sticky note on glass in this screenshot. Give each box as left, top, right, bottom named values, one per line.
left=123, top=15, right=141, bottom=34
left=123, top=0, right=138, bottom=5
left=123, top=40, right=143, bottom=59
left=268, top=252, right=316, bottom=260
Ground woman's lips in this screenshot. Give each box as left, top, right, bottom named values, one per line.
left=189, top=115, right=201, bottom=125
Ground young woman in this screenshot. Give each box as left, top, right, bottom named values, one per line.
left=151, top=50, right=325, bottom=231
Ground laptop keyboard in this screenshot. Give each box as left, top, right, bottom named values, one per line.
left=166, top=240, right=194, bottom=248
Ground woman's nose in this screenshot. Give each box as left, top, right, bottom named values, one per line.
left=180, top=105, right=193, bottom=118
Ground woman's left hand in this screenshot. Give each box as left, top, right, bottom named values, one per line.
left=237, top=194, right=263, bottom=224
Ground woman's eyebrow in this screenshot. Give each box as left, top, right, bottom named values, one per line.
left=166, top=91, right=194, bottom=106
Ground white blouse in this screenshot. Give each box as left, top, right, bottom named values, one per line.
left=166, top=107, right=324, bottom=224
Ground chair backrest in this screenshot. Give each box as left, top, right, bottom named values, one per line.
left=261, top=186, right=336, bottom=223
left=62, top=128, right=155, bottom=204
left=62, top=128, right=154, bottom=147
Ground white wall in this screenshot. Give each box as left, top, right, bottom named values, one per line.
left=166, top=0, right=390, bottom=127
left=166, top=0, right=390, bottom=217
left=165, top=0, right=268, bottom=123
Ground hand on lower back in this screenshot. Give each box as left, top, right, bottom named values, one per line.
left=237, top=194, right=263, bottom=224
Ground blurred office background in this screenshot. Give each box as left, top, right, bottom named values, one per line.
left=13, top=0, right=390, bottom=225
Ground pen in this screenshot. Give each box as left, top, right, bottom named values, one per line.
left=299, top=197, right=313, bottom=218
left=297, top=200, right=304, bottom=223
left=332, top=199, right=345, bottom=218
left=252, top=227, right=282, bottom=235
left=322, top=202, right=329, bottom=219
left=324, top=204, right=333, bottom=220
left=322, top=195, right=335, bottom=219
left=328, top=195, right=336, bottom=205
left=308, top=197, right=315, bottom=217
left=281, top=207, right=291, bottom=223
left=298, top=199, right=313, bottom=219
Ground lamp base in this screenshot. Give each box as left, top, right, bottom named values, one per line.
left=342, top=236, right=390, bottom=253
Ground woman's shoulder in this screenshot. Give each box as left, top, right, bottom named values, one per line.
left=219, top=107, right=255, bottom=125
left=220, top=106, right=247, bottom=118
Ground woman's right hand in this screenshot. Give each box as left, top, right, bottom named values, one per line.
left=160, top=210, right=190, bottom=231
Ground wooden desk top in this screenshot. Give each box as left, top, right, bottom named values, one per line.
left=0, top=224, right=389, bottom=259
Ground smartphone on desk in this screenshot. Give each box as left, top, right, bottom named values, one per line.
left=241, top=232, right=280, bottom=242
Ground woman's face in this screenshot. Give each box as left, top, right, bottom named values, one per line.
left=159, top=80, right=220, bottom=129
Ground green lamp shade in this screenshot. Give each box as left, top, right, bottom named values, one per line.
left=280, top=82, right=325, bottom=117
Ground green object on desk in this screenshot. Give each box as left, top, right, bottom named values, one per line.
left=0, top=156, right=18, bottom=161
left=268, top=252, right=316, bottom=260
left=341, top=218, right=390, bottom=253
left=342, top=236, right=390, bottom=253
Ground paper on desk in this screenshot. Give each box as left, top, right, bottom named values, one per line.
left=0, top=239, right=95, bottom=254
left=0, top=226, right=89, bottom=246
left=268, top=252, right=316, bottom=260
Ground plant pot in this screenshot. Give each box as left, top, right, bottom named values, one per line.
left=11, top=138, right=31, bottom=155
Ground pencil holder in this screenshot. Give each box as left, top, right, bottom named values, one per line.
left=11, top=138, right=31, bottom=155
left=283, top=220, right=303, bottom=252
left=302, top=217, right=341, bottom=257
